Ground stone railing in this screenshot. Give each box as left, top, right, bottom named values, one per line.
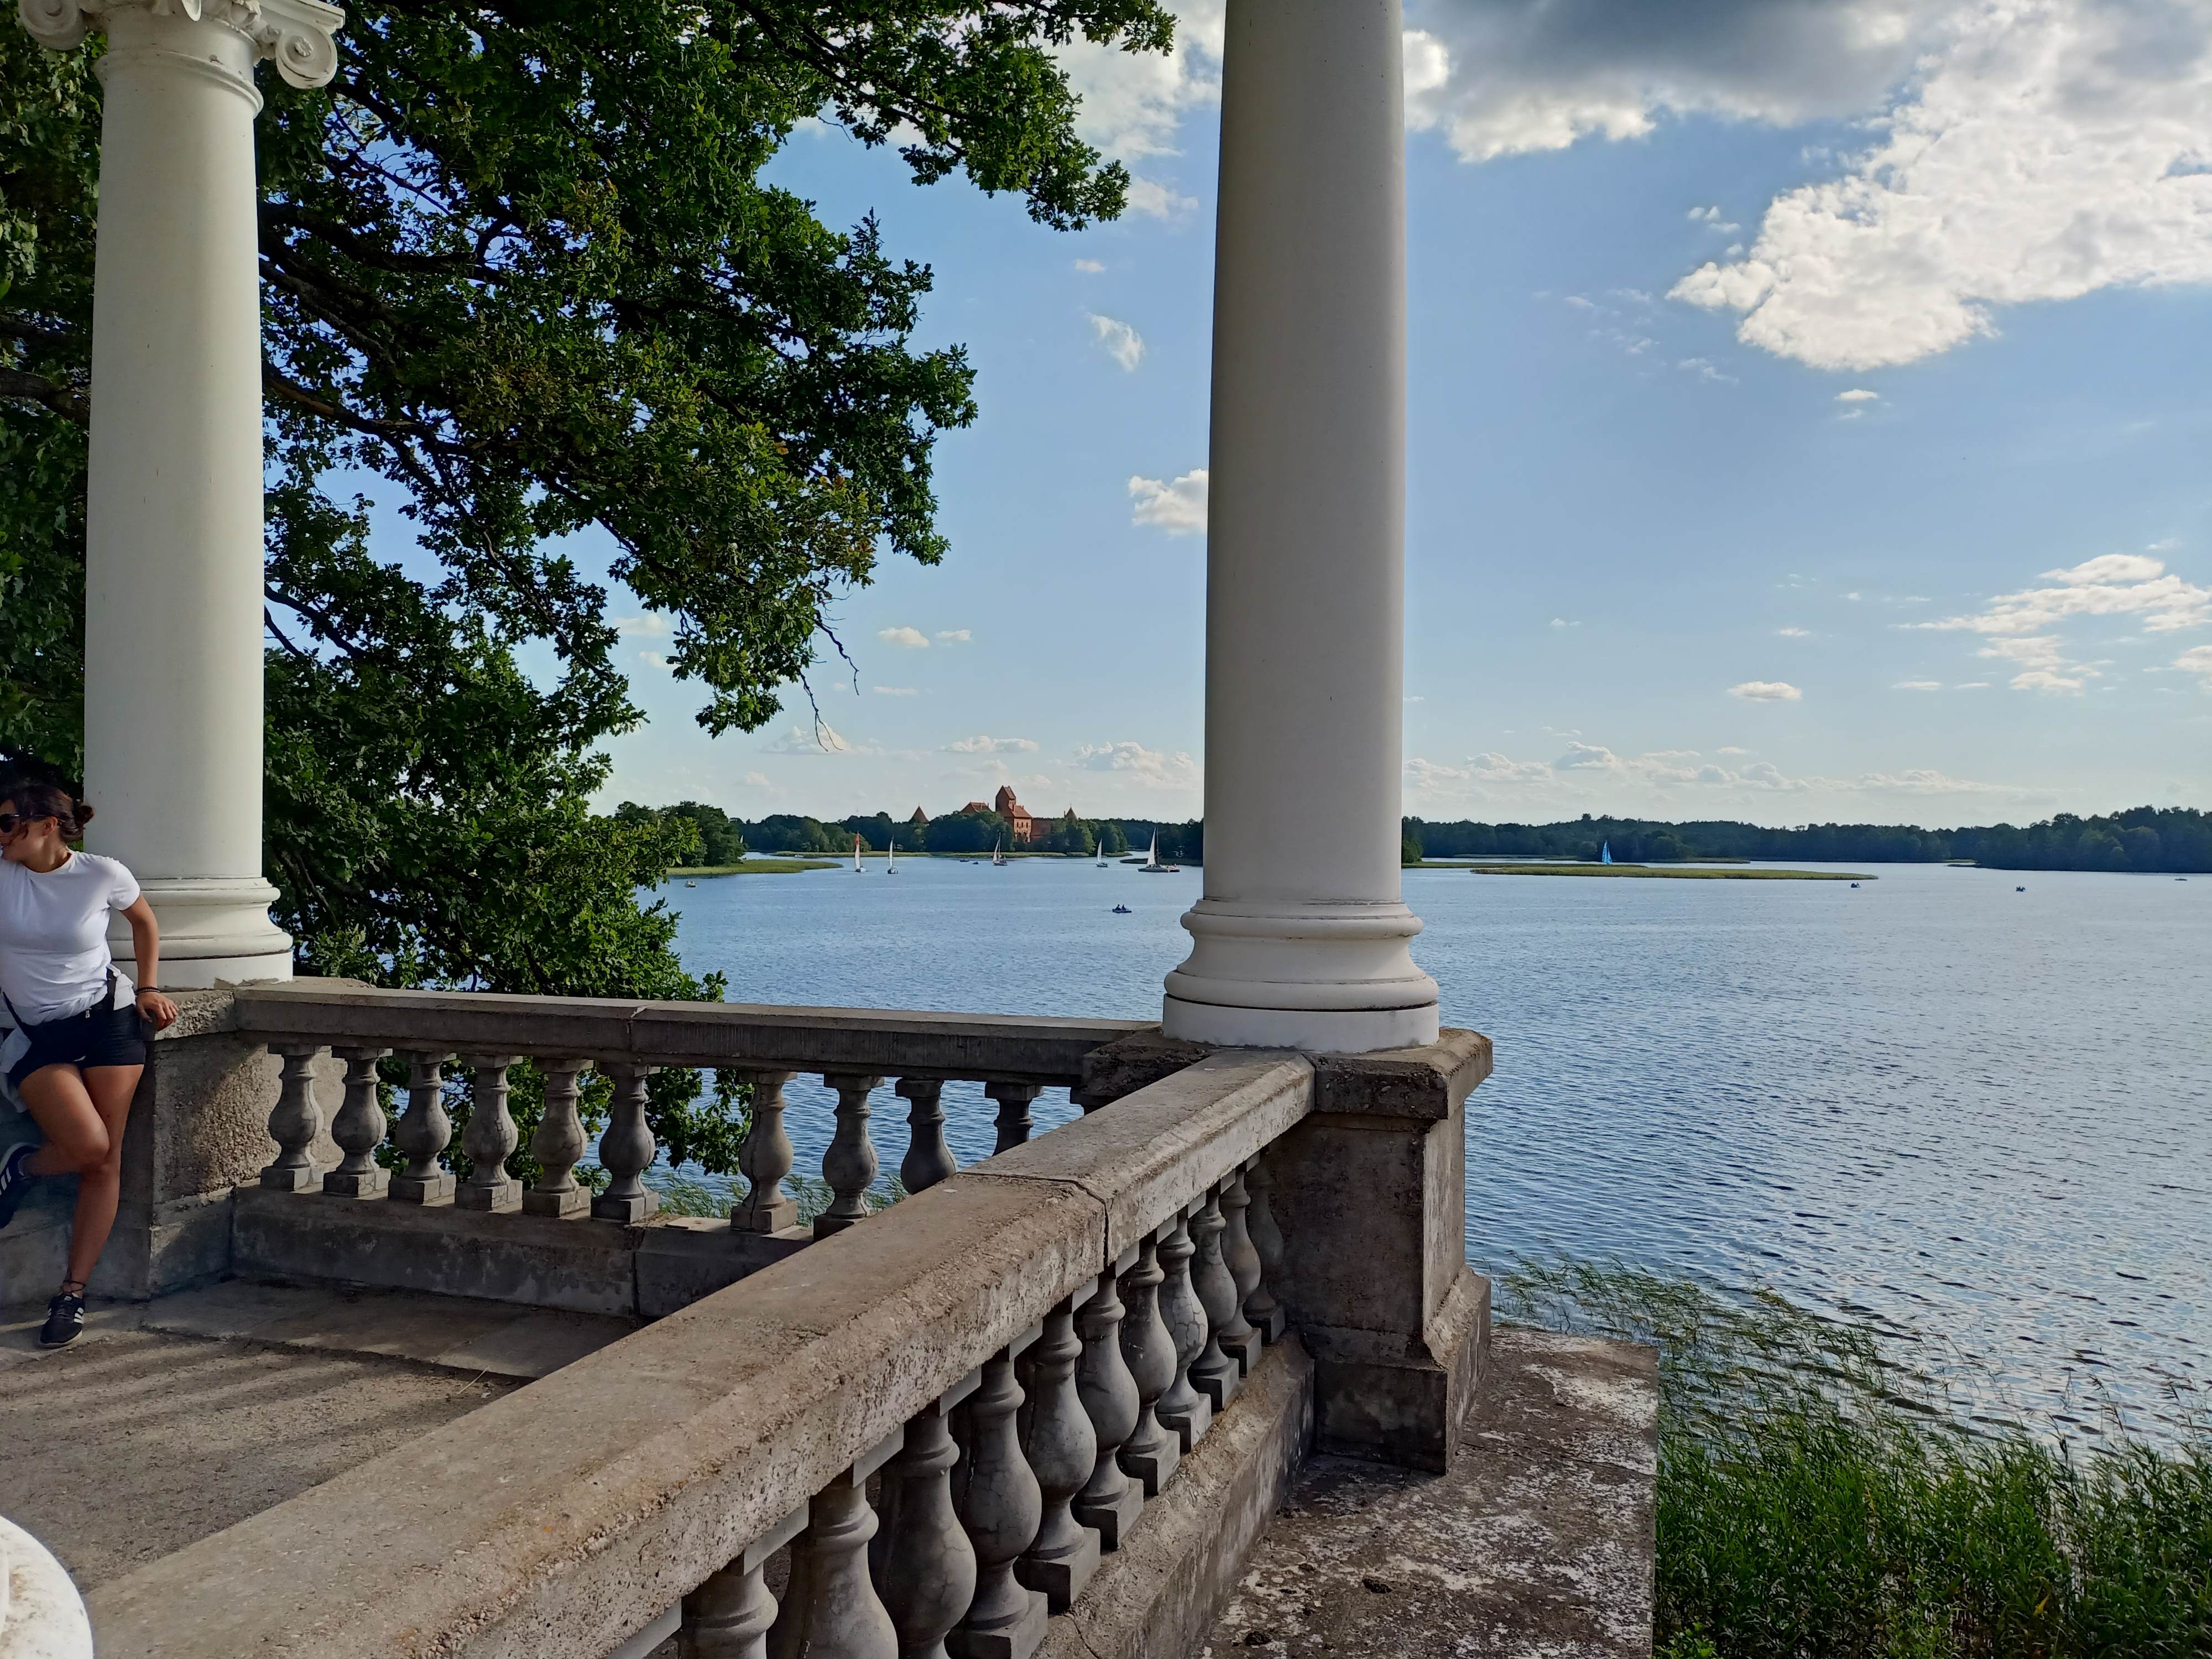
left=87, top=1050, right=1318, bottom=1659
left=225, top=984, right=1150, bottom=1316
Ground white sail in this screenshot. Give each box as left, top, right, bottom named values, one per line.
left=853, top=835, right=864, bottom=873
left=887, top=838, right=898, bottom=873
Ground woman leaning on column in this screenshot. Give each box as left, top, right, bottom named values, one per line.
left=0, top=781, right=179, bottom=1345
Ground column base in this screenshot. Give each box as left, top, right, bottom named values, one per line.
left=1162, top=898, right=1438, bottom=1054
left=108, top=875, right=292, bottom=989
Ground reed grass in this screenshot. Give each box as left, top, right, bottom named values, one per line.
left=1499, top=1260, right=2212, bottom=1658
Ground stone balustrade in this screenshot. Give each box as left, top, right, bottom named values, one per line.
left=86, top=1050, right=1318, bottom=1659
left=222, top=984, right=1150, bottom=1316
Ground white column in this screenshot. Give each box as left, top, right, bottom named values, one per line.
left=18, top=0, right=342, bottom=985
left=1162, top=0, right=1438, bottom=1053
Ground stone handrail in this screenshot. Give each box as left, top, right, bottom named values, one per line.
left=87, top=1050, right=1314, bottom=1659
left=229, top=984, right=1151, bottom=1238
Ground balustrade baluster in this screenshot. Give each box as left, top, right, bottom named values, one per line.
left=896, top=1077, right=956, bottom=1193
left=1243, top=1155, right=1287, bottom=1343
left=872, top=1368, right=980, bottom=1659
left=732, top=1069, right=800, bottom=1233
left=258, top=1044, right=325, bottom=1191
left=948, top=1332, right=1047, bottom=1659
left=1016, top=1295, right=1100, bottom=1610
left=1153, top=1204, right=1212, bottom=1450
left=521, top=1059, right=592, bottom=1218
left=455, top=1053, right=522, bottom=1212
left=592, top=1062, right=660, bottom=1223
left=682, top=1501, right=809, bottom=1659
left=1188, top=1185, right=1249, bottom=1410
left=816, top=1073, right=885, bottom=1237
left=320, top=1045, right=389, bottom=1198
left=1072, top=1251, right=1144, bottom=1550
left=1115, top=1232, right=1179, bottom=1496
left=984, top=1083, right=1042, bottom=1154
left=389, top=1052, right=457, bottom=1203
left=768, top=1432, right=902, bottom=1659
left=1218, top=1165, right=1264, bottom=1372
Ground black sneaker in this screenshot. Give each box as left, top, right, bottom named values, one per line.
left=39, top=1291, right=87, bottom=1348
left=0, top=1140, right=37, bottom=1231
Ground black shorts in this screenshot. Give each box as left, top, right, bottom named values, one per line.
left=6, top=999, right=148, bottom=1089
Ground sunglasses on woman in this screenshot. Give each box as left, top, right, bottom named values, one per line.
left=0, top=812, right=54, bottom=834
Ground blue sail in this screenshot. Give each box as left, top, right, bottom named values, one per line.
left=1600, top=842, right=1613, bottom=864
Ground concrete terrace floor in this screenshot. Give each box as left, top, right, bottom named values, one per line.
left=1202, top=1331, right=1659, bottom=1658
left=0, top=1284, right=639, bottom=1588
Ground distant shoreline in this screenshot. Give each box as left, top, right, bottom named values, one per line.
left=1423, top=862, right=1873, bottom=881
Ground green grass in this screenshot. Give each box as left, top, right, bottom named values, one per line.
left=1420, top=862, right=1874, bottom=880
left=1500, top=1260, right=2212, bottom=1658
left=668, top=858, right=838, bottom=877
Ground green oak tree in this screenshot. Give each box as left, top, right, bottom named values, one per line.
left=2, top=1, right=1171, bottom=1171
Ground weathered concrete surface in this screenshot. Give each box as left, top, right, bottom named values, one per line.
left=1040, top=1334, right=1314, bottom=1659
left=232, top=984, right=1149, bottom=1088
left=1199, top=1329, right=1658, bottom=1659
left=983, top=1053, right=1312, bottom=1256
left=137, top=1280, right=639, bottom=1379
left=0, top=1307, right=513, bottom=1591
left=231, top=1187, right=810, bottom=1317
left=1269, top=1031, right=1491, bottom=1473
left=83, top=1052, right=1303, bottom=1659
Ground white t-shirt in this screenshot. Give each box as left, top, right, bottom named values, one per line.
left=0, top=852, right=141, bottom=1025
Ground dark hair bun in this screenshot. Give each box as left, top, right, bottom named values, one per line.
left=72, top=797, right=94, bottom=828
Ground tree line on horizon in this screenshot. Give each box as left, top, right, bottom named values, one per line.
left=622, top=801, right=2210, bottom=875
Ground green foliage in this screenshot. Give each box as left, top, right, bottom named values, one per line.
left=1401, top=831, right=1423, bottom=865
left=3, top=6, right=1170, bottom=1173
left=1405, top=808, right=2212, bottom=874
left=921, top=808, right=1014, bottom=854
left=1501, top=1260, right=2212, bottom=1658
left=749, top=812, right=851, bottom=854
left=619, top=800, right=749, bottom=867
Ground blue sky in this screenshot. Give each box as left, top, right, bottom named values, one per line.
left=581, top=0, right=2212, bottom=828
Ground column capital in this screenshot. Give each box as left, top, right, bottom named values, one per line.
left=19, top=0, right=343, bottom=88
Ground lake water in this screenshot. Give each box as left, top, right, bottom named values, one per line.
left=661, top=855, right=2212, bottom=1434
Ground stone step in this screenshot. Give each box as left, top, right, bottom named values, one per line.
left=1199, top=1330, right=1657, bottom=1658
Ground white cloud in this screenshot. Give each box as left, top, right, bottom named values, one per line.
left=1688, top=205, right=1743, bottom=233
left=612, top=614, right=671, bottom=637
left=946, top=735, right=1040, bottom=754
left=1672, top=2, right=2212, bottom=370
left=1777, top=626, right=1812, bottom=637
left=1718, top=745, right=1751, bottom=756
left=1074, top=258, right=1106, bottom=273
left=1060, top=0, right=1224, bottom=161
left=1894, top=679, right=1944, bottom=691
left=1124, top=176, right=1201, bottom=218
left=1073, top=740, right=1202, bottom=790
left=638, top=650, right=673, bottom=671
left=1401, top=0, right=1944, bottom=165
left=878, top=625, right=931, bottom=649
left=1129, top=469, right=1209, bottom=535
left=1906, top=552, right=2210, bottom=690
left=1954, top=681, right=1991, bottom=690
left=2176, top=643, right=2212, bottom=687
left=935, top=629, right=971, bottom=644
left=873, top=685, right=917, bottom=697
left=1550, top=617, right=1582, bottom=629
left=1556, top=741, right=1623, bottom=771
left=1677, top=356, right=1735, bottom=382
left=1729, top=680, right=1804, bottom=701
left=1088, top=313, right=1146, bottom=371
left=741, top=771, right=771, bottom=788
left=1835, top=388, right=1881, bottom=403
left=766, top=721, right=853, bottom=755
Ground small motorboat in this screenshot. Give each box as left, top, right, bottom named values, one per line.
left=2016, top=885, right=2026, bottom=893
left=1112, top=904, right=1133, bottom=914
left=1850, top=882, right=1859, bottom=888
left=685, top=879, right=697, bottom=888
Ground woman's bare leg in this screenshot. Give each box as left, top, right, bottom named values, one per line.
left=17, top=1062, right=139, bottom=1290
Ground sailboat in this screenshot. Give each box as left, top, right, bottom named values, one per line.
left=992, top=837, right=1008, bottom=867
left=853, top=836, right=865, bottom=874
left=1140, top=833, right=1179, bottom=873
left=1599, top=842, right=1613, bottom=865
left=886, top=838, right=899, bottom=874
left=1097, top=839, right=1109, bottom=868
